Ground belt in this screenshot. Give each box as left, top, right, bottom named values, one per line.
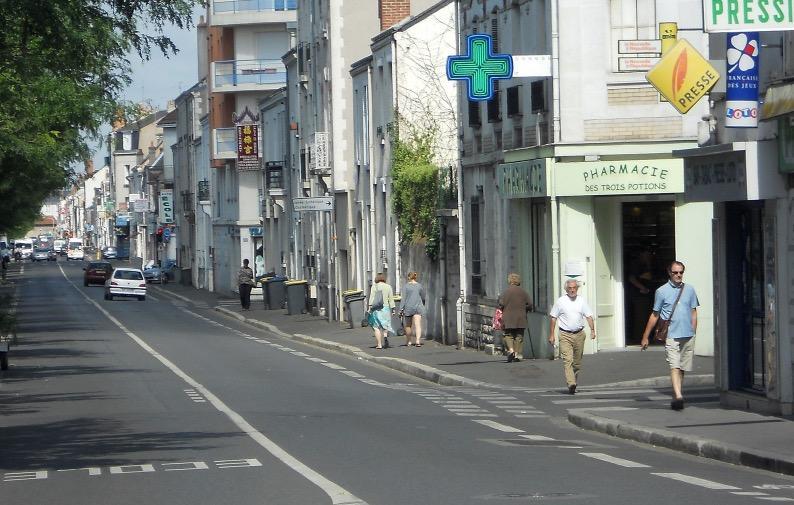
left=561, top=328, right=583, bottom=333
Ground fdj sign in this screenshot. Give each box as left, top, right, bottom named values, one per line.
left=447, top=34, right=513, bottom=101
left=705, top=0, right=794, bottom=32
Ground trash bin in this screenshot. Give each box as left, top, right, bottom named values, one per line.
left=262, top=276, right=287, bottom=309
left=285, top=279, right=308, bottom=315
left=259, top=277, right=272, bottom=309
left=342, top=289, right=366, bottom=329
left=391, top=295, right=404, bottom=336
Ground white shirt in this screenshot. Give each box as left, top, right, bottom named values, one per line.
left=549, top=295, right=593, bottom=332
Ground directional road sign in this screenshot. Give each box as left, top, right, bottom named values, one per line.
left=293, top=197, right=334, bottom=212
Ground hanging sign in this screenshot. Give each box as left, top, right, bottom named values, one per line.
left=725, top=32, right=760, bottom=128
left=447, top=34, right=513, bottom=101
left=237, top=124, right=260, bottom=171
left=159, top=189, right=174, bottom=224
left=646, top=39, right=720, bottom=114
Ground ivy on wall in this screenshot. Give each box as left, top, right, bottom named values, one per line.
left=389, top=116, right=441, bottom=260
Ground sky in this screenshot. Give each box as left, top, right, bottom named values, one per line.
left=83, top=10, right=202, bottom=173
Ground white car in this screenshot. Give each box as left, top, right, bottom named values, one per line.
left=104, top=268, right=147, bottom=301
left=67, top=247, right=84, bottom=261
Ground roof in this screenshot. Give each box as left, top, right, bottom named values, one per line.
left=370, top=0, right=453, bottom=46
left=117, top=110, right=168, bottom=132
left=157, top=108, right=178, bottom=126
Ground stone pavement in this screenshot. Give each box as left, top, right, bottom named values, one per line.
left=150, top=281, right=794, bottom=477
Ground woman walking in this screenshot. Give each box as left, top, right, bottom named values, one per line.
left=400, top=271, right=427, bottom=347
left=498, top=272, right=533, bottom=362
left=368, top=272, right=395, bottom=349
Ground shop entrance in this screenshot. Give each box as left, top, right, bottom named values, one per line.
left=622, top=202, right=676, bottom=345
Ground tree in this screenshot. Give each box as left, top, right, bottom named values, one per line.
left=0, top=0, right=199, bottom=235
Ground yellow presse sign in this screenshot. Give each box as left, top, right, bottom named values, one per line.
left=646, top=39, right=720, bottom=114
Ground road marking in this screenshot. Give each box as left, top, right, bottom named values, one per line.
left=148, top=294, right=160, bottom=302
left=519, top=435, right=554, bottom=441
left=733, top=492, right=770, bottom=496
left=162, top=462, right=209, bottom=471
left=473, top=420, right=524, bottom=433
left=542, top=389, right=657, bottom=397
left=514, top=414, right=549, bottom=418
left=306, top=357, right=326, bottom=363
left=647, top=394, right=719, bottom=401
left=321, top=362, right=346, bottom=370
left=652, top=473, right=741, bottom=490
left=290, top=351, right=309, bottom=357
left=576, top=406, right=639, bottom=412
left=456, top=412, right=497, bottom=417
left=341, top=370, right=364, bottom=378
left=109, top=464, right=155, bottom=474
left=58, top=265, right=369, bottom=505
left=579, top=453, right=651, bottom=468
left=552, top=398, right=635, bottom=405
left=757, top=498, right=794, bottom=502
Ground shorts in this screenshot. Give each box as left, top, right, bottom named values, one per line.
left=665, top=336, right=695, bottom=371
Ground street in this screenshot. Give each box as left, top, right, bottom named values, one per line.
left=2, top=260, right=794, bottom=505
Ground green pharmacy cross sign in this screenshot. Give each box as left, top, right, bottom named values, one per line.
left=447, top=34, right=513, bottom=101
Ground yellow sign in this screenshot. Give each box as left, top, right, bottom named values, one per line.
left=646, top=39, right=720, bottom=114
left=659, top=22, right=678, bottom=54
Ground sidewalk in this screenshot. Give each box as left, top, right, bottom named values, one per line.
left=152, top=282, right=794, bottom=476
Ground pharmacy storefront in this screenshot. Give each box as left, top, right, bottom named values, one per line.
left=498, top=154, right=715, bottom=356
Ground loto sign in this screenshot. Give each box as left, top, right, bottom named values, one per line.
left=704, top=0, right=794, bottom=32
left=646, top=39, right=720, bottom=114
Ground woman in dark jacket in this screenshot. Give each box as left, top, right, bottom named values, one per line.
left=498, top=272, right=533, bottom=362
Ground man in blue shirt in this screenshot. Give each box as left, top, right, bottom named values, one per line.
left=641, top=261, right=699, bottom=410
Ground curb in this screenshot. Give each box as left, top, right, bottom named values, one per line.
left=568, top=409, right=794, bottom=476
left=587, top=374, right=715, bottom=389
left=214, top=306, right=492, bottom=389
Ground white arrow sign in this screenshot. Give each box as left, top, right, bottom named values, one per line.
left=293, top=197, right=334, bottom=212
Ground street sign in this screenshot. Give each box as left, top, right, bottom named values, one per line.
left=704, top=0, right=794, bottom=32
left=618, top=39, right=662, bottom=54
left=447, top=34, right=513, bottom=101
left=646, top=39, right=720, bottom=114
left=293, top=197, right=334, bottom=212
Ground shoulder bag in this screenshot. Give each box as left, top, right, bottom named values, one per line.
left=654, top=284, right=684, bottom=344
left=370, top=286, right=384, bottom=311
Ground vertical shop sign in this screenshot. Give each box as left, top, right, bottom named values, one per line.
left=159, top=189, right=174, bottom=224
left=726, top=32, right=760, bottom=128
left=236, top=124, right=260, bottom=170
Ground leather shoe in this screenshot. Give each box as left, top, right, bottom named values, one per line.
left=671, top=398, right=684, bottom=410
left=568, top=384, right=577, bottom=395
left=507, top=352, right=515, bottom=363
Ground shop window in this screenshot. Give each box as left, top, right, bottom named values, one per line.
left=470, top=192, right=485, bottom=295
left=530, top=200, right=548, bottom=311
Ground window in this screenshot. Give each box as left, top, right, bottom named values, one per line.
left=530, top=200, right=549, bottom=311
left=468, top=100, right=481, bottom=127
left=266, top=163, right=284, bottom=189
left=487, top=89, right=501, bottom=122
left=610, top=0, right=656, bottom=71
left=530, top=80, right=546, bottom=113
left=470, top=190, right=485, bottom=295
left=507, top=85, right=522, bottom=117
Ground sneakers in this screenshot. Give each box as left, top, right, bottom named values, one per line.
left=568, top=384, right=577, bottom=395
left=507, top=352, right=515, bottom=363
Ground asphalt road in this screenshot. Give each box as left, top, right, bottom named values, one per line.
left=2, top=260, right=794, bottom=504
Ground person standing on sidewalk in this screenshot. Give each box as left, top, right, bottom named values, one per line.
left=641, top=260, right=699, bottom=411
left=498, top=273, right=533, bottom=363
left=237, top=259, right=256, bottom=310
left=400, top=271, right=426, bottom=347
left=368, top=273, right=395, bottom=349
left=548, top=279, right=595, bottom=394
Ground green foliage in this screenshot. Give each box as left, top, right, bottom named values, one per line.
left=0, top=0, right=199, bottom=234
left=390, top=117, right=442, bottom=260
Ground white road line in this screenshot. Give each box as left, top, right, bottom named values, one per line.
left=552, top=398, right=635, bottom=405
left=58, top=265, right=368, bottom=505
left=651, top=473, right=741, bottom=490
left=732, top=492, right=770, bottom=496
left=456, top=412, right=497, bottom=417
left=340, top=370, right=364, bottom=378
left=647, top=394, right=719, bottom=401
left=504, top=409, right=543, bottom=414
left=542, top=389, right=658, bottom=397
left=290, top=352, right=309, bottom=357
left=519, top=435, right=554, bottom=441
left=306, top=357, right=327, bottom=363
left=487, top=400, right=527, bottom=404
left=757, top=498, right=794, bottom=502
left=579, top=453, right=651, bottom=468
left=472, top=420, right=524, bottom=433
left=514, top=414, right=549, bottom=418
left=576, top=406, right=639, bottom=412
left=321, top=363, right=346, bottom=370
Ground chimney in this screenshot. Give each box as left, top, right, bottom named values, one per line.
left=379, top=0, right=410, bottom=30
left=84, top=159, right=94, bottom=176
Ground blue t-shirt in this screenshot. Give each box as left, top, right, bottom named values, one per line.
left=653, top=281, right=699, bottom=339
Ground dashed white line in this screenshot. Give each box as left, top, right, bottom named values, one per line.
left=733, top=492, right=770, bottom=496
left=579, top=453, right=651, bottom=468
left=651, top=473, right=741, bottom=490
left=552, top=398, right=635, bottom=405
left=472, top=420, right=524, bottom=433
left=519, top=435, right=554, bottom=441
left=321, top=363, right=346, bottom=370
left=757, top=498, right=794, bottom=502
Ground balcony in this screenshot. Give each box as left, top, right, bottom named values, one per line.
left=210, top=0, right=297, bottom=26
left=212, top=59, right=287, bottom=93
left=214, top=128, right=237, bottom=159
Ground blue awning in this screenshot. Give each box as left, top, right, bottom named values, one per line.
left=115, top=216, right=130, bottom=226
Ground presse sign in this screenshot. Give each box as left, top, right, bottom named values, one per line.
left=705, top=0, right=794, bottom=32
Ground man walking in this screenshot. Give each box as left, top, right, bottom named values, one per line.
left=641, top=260, right=699, bottom=410
left=237, top=259, right=256, bottom=310
left=548, top=279, right=595, bottom=394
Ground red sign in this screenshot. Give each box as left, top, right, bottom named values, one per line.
left=236, top=124, right=260, bottom=170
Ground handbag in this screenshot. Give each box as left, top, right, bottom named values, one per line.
left=654, top=283, right=684, bottom=343
left=370, top=287, right=384, bottom=311
left=493, top=308, right=504, bottom=331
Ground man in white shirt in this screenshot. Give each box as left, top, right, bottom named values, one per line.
left=548, top=279, right=596, bottom=394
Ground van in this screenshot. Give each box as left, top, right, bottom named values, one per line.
left=67, top=238, right=84, bottom=261
left=14, top=239, right=34, bottom=260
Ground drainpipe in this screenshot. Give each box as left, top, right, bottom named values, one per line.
left=454, top=0, right=468, bottom=350
left=439, top=219, right=448, bottom=345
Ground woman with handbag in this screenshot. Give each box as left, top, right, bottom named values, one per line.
left=400, top=271, right=427, bottom=347
left=498, top=273, right=533, bottom=363
left=368, top=272, right=395, bottom=349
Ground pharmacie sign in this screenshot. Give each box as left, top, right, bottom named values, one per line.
left=705, top=0, right=794, bottom=32
left=554, top=159, right=685, bottom=196
left=498, top=159, right=548, bottom=198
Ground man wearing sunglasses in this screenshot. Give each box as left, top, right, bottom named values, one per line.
left=641, top=261, right=699, bottom=411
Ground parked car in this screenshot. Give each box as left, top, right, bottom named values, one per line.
left=32, top=248, right=54, bottom=262
left=101, top=246, right=118, bottom=260
left=143, top=266, right=168, bottom=284
left=104, top=268, right=146, bottom=301
left=83, top=261, right=113, bottom=286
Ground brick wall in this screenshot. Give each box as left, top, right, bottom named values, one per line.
left=379, top=0, right=410, bottom=30
left=607, top=86, right=659, bottom=106
left=584, top=117, right=683, bottom=141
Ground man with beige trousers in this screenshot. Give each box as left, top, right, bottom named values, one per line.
left=548, top=279, right=596, bottom=394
